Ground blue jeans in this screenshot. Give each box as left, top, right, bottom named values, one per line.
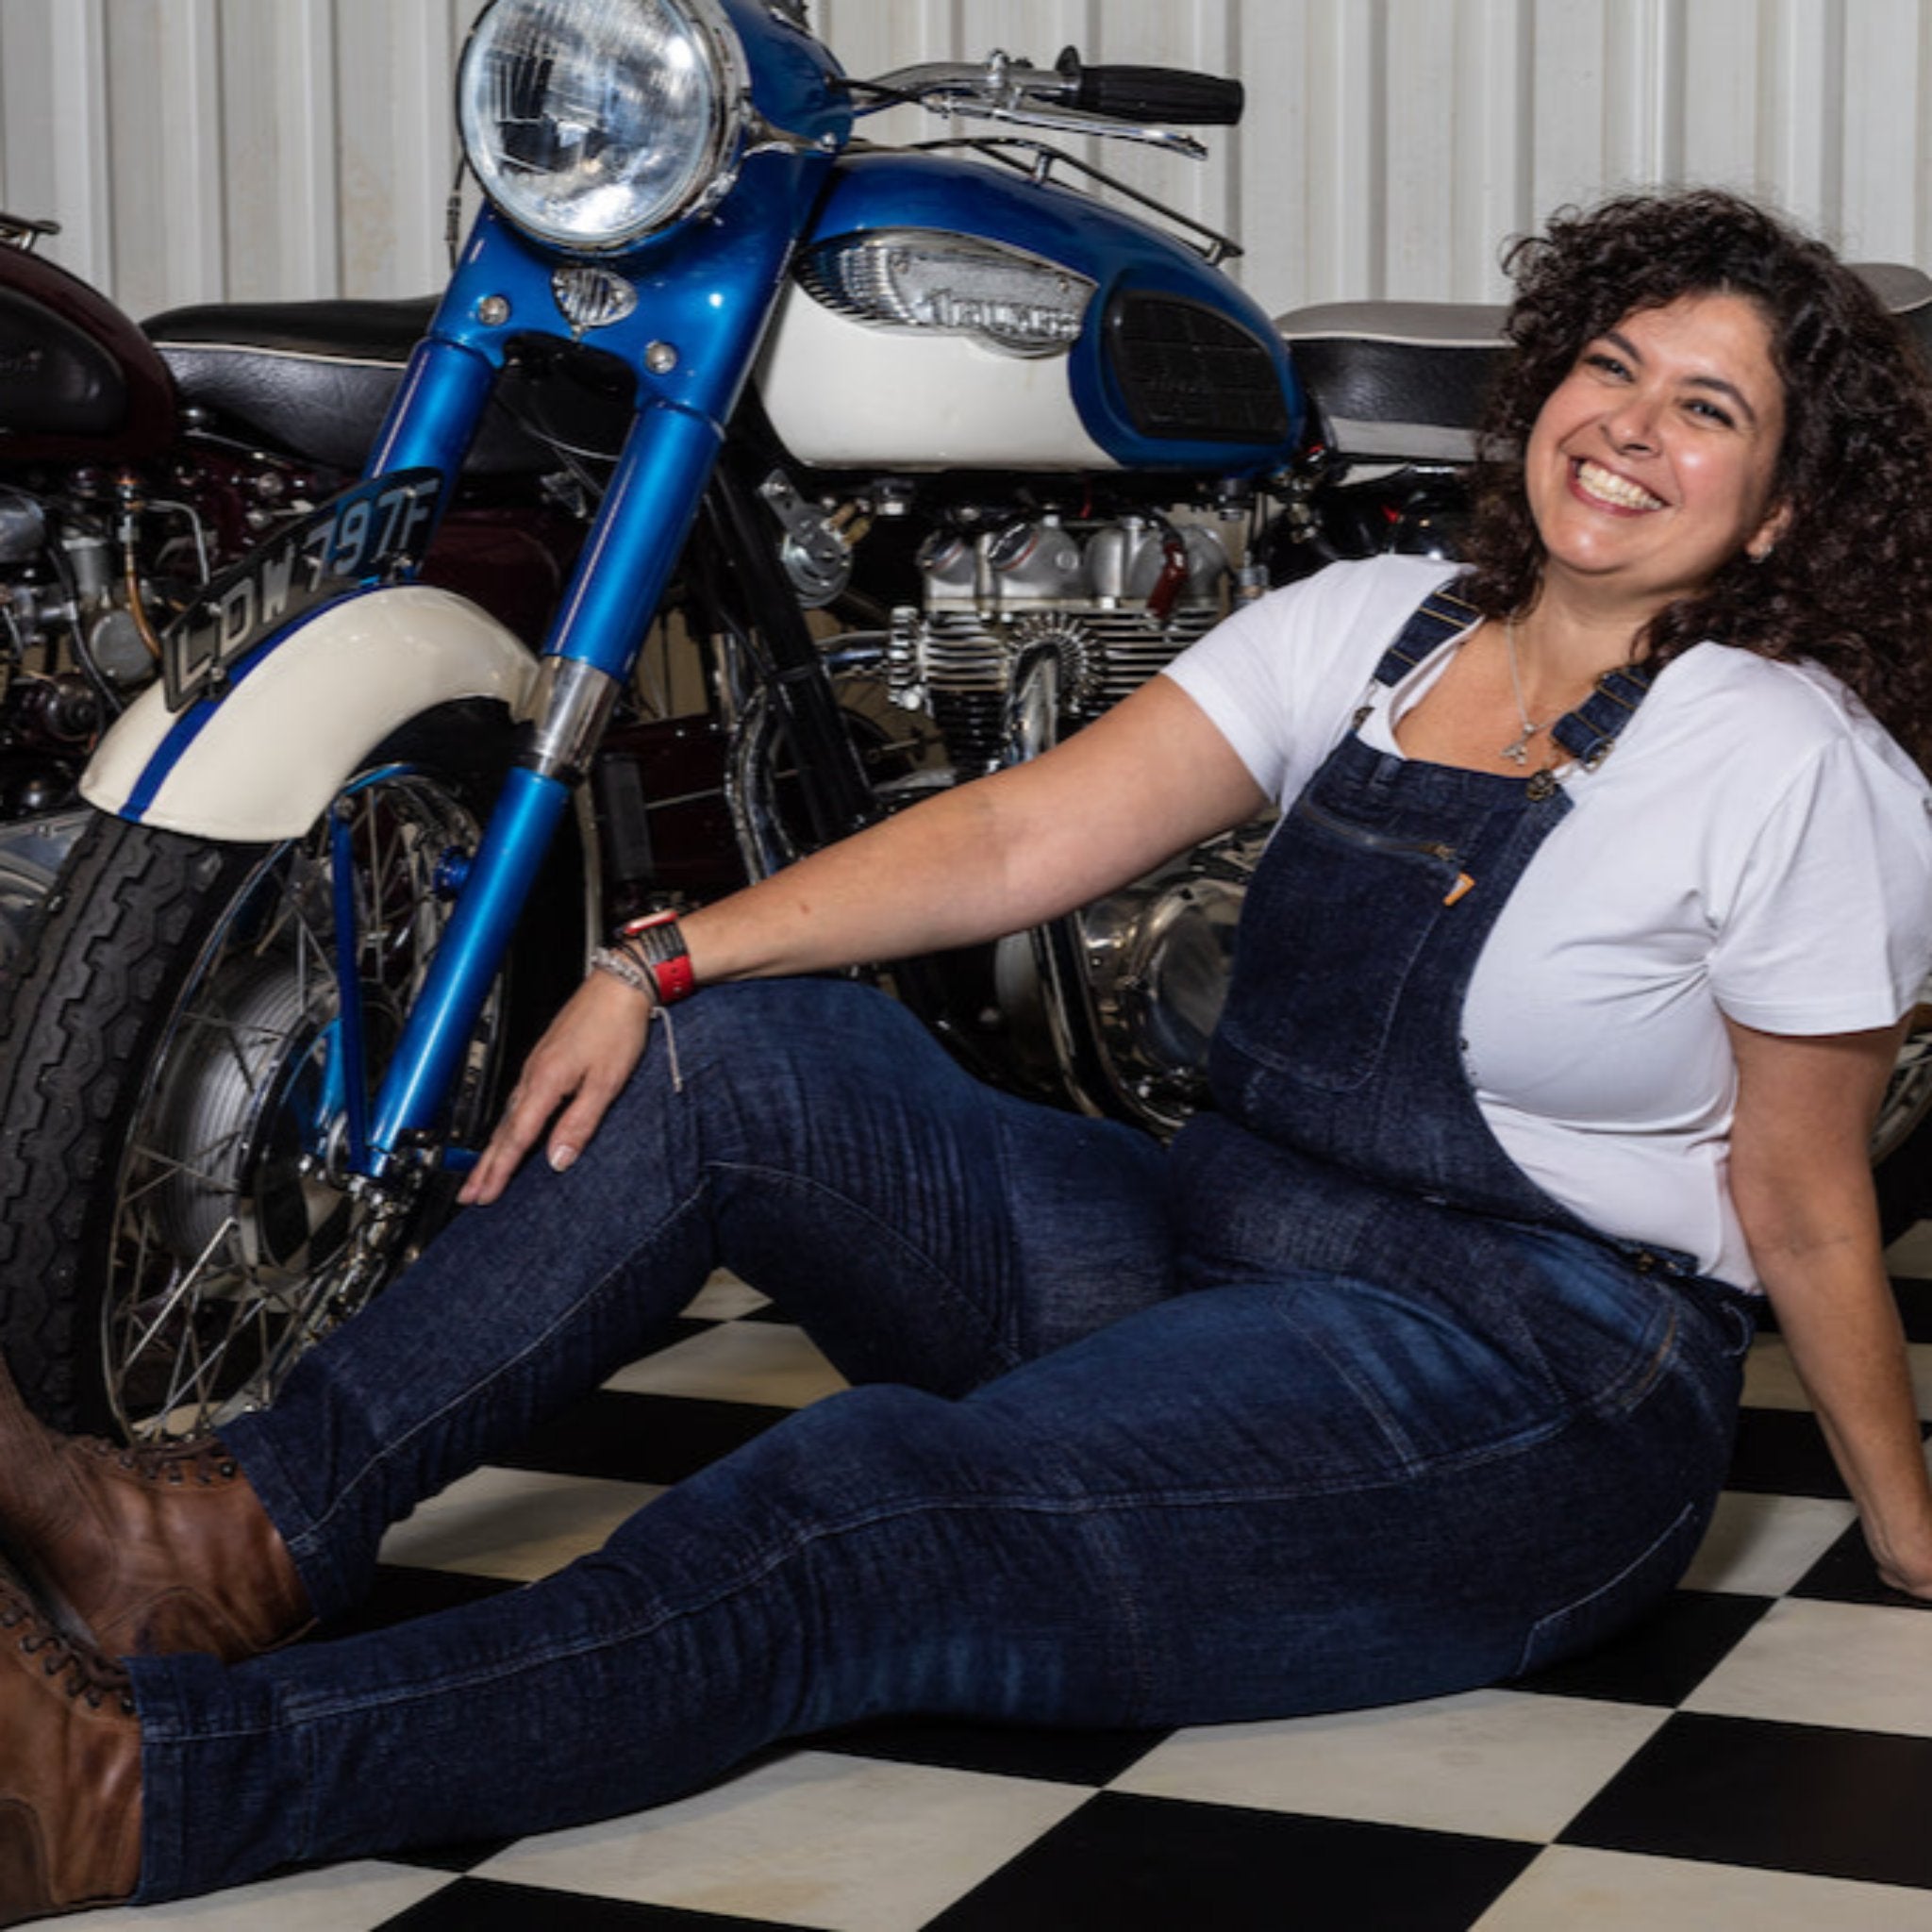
left=128, top=979, right=1750, bottom=1902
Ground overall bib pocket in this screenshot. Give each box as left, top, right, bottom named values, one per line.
left=1212, top=785, right=1470, bottom=1100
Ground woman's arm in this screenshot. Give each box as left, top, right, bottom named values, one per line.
left=1724, top=1015, right=1932, bottom=1596
left=459, top=675, right=1268, bottom=1203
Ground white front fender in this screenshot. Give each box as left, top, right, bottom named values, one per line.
left=83, top=587, right=541, bottom=841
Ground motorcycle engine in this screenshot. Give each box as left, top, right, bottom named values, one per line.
left=886, top=509, right=1231, bottom=776
left=0, top=453, right=318, bottom=822
left=876, top=507, right=1264, bottom=1130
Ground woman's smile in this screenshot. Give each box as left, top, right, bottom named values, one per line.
left=1569, top=457, right=1666, bottom=513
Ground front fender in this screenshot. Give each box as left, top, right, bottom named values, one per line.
left=83, top=587, right=541, bottom=841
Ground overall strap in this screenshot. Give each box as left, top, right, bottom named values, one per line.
left=1549, top=661, right=1656, bottom=765
left=1370, top=575, right=1483, bottom=686
left=1365, top=572, right=1657, bottom=769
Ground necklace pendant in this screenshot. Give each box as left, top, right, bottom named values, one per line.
left=1500, top=729, right=1534, bottom=765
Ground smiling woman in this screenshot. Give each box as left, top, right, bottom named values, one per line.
left=1462, top=190, right=1932, bottom=772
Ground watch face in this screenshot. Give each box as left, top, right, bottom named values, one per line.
left=623, top=915, right=687, bottom=967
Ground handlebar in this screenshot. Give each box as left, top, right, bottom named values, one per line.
left=854, top=47, right=1244, bottom=153
left=1054, top=50, right=1244, bottom=126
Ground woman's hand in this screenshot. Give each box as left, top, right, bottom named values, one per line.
left=458, top=971, right=655, bottom=1208
left=1875, top=1549, right=1932, bottom=1604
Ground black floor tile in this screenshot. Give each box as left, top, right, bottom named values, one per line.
left=321, top=1563, right=520, bottom=1642
left=816, top=1713, right=1170, bottom=1786
left=924, top=1791, right=1537, bottom=1932
left=1891, top=1275, right=1932, bottom=1340
left=378, top=1877, right=801, bottom=1929
left=1724, top=1407, right=1849, bottom=1497
left=1561, top=1710, right=1932, bottom=1888
left=495, top=1389, right=792, bottom=1485
left=1789, top=1522, right=1922, bottom=1606
left=1512, top=1587, right=1773, bottom=1706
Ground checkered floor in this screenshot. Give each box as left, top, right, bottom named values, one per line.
left=64, top=1238, right=1932, bottom=1932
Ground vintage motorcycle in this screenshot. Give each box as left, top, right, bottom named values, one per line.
left=0, top=0, right=1926, bottom=1440
left=0, top=208, right=604, bottom=957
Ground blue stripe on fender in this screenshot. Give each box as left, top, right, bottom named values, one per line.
left=121, top=589, right=383, bottom=824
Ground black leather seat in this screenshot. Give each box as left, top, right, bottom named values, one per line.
left=1274, top=300, right=1508, bottom=464
left=1277, top=263, right=1932, bottom=467
left=143, top=298, right=631, bottom=476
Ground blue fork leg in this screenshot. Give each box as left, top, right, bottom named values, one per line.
left=329, top=805, right=372, bottom=1176
left=362, top=398, right=726, bottom=1169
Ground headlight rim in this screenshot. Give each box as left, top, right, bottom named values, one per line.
left=457, top=0, right=755, bottom=257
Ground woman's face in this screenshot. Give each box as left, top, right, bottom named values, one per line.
left=1524, top=290, right=1790, bottom=616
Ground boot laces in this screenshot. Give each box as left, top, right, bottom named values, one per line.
left=0, top=1582, right=135, bottom=1712
left=80, top=1432, right=240, bottom=1487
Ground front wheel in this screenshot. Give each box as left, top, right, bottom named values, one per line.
left=0, top=709, right=569, bottom=1437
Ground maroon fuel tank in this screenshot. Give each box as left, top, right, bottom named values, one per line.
left=0, top=235, right=175, bottom=461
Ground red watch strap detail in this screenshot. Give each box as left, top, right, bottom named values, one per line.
left=648, top=950, right=695, bottom=1005
left=618, top=911, right=695, bottom=1006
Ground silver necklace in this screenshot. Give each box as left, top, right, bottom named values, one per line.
left=1500, top=619, right=1545, bottom=765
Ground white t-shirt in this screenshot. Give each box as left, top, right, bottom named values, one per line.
left=1163, top=555, right=1932, bottom=1289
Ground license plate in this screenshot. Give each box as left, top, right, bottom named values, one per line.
left=162, top=469, right=442, bottom=711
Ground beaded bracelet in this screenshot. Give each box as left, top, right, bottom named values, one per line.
left=589, top=944, right=656, bottom=999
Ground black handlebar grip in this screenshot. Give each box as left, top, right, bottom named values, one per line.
left=1056, top=53, right=1245, bottom=126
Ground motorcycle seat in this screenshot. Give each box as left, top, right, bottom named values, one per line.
left=1279, top=264, right=1932, bottom=469
left=1851, top=261, right=1932, bottom=366
left=1274, top=301, right=1508, bottom=466
left=143, top=298, right=628, bottom=477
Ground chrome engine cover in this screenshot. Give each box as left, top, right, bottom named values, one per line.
left=862, top=505, right=1266, bottom=1128
left=887, top=511, right=1231, bottom=776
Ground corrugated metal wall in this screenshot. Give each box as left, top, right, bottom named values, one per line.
left=0, top=0, right=1928, bottom=324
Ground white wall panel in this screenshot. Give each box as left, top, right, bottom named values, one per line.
left=0, top=0, right=1930, bottom=324
left=218, top=0, right=339, bottom=302
left=105, top=0, right=224, bottom=317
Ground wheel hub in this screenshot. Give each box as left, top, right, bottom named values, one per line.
left=149, top=957, right=355, bottom=1275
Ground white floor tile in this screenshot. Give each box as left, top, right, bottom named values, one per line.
left=1111, top=1690, right=1665, bottom=1843
left=1743, top=1334, right=1932, bottom=1422
left=1740, top=1336, right=1809, bottom=1411
left=63, top=1863, right=455, bottom=1930
left=1683, top=1596, right=1932, bottom=1735
left=1887, top=1223, right=1932, bottom=1276
left=476, top=1750, right=1090, bottom=1932
left=1677, top=1491, right=1858, bottom=1595
left=377, top=1466, right=663, bottom=1581
left=687, top=1270, right=772, bottom=1321
left=1476, top=1845, right=1932, bottom=1930
left=605, top=1321, right=847, bottom=1408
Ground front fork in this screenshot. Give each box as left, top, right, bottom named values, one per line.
left=348, top=426, right=874, bottom=1181
left=352, top=391, right=724, bottom=1177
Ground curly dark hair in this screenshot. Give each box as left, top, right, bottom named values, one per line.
left=1461, top=187, right=1932, bottom=765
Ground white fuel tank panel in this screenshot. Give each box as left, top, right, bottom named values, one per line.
left=755, top=285, right=1115, bottom=472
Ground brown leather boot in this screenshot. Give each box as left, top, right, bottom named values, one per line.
left=0, top=1357, right=312, bottom=1663
left=0, top=1580, right=141, bottom=1927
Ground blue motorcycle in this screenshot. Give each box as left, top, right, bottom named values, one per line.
left=10, top=0, right=1907, bottom=1437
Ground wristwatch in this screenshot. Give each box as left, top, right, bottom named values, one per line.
left=614, top=908, right=695, bottom=1006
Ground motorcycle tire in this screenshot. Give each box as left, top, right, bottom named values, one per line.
left=0, top=700, right=582, bottom=1439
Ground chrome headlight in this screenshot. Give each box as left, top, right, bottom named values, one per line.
left=458, top=0, right=749, bottom=252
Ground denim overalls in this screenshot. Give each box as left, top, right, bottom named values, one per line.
left=132, top=583, right=1757, bottom=1902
